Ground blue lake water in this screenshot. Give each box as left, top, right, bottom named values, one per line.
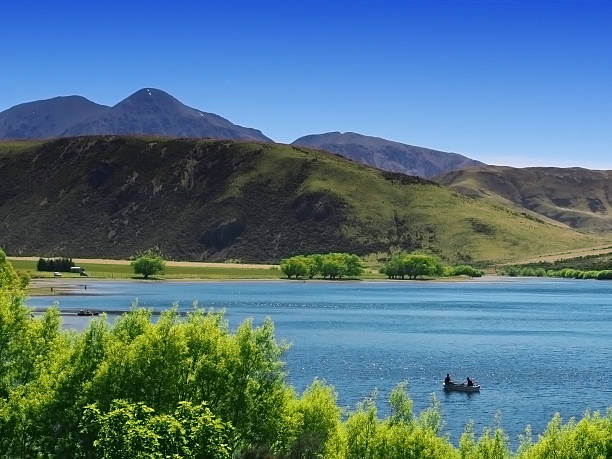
left=27, top=278, right=612, bottom=446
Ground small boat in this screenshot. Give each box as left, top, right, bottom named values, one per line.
left=443, top=382, right=480, bottom=393
left=77, top=309, right=99, bottom=316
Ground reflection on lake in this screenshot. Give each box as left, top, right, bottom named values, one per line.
left=27, top=278, right=612, bottom=445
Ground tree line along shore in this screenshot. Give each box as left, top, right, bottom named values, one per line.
left=9, top=249, right=612, bottom=285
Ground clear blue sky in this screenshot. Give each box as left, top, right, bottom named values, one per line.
left=1, top=0, right=611, bottom=168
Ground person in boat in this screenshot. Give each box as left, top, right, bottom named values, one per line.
left=466, top=377, right=474, bottom=387
left=444, top=374, right=452, bottom=385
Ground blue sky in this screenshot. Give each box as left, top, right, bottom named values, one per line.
left=1, top=0, right=611, bottom=168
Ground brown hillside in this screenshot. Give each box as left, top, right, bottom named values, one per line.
left=436, top=166, right=612, bottom=233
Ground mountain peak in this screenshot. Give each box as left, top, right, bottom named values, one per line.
left=115, top=88, right=182, bottom=109
left=0, top=89, right=271, bottom=142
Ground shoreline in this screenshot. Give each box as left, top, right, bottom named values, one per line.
left=27, top=275, right=538, bottom=297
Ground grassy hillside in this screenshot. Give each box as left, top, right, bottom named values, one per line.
left=436, top=166, right=612, bottom=233
left=0, top=136, right=605, bottom=263
left=0, top=140, right=45, bottom=155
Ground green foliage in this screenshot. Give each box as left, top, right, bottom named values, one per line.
left=280, top=255, right=310, bottom=279
left=448, top=265, right=484, bottom=277
left=131, top=249, right=166, bottom=279
left=389, top=381, right=413, bottom=425
left=0, top=249, right=292, bottom=458
left=380, top=253, right=444, bottom=279
left=0, top=248, right=30, bottom=398
left=17, top=271, right=30, bottom=289
left=516, top=411, right=612, bottom=459
left=281, top=253, right=364, bottom=279
left=80, top=399, right=232, bottom=458
left=329, top=387, right=458, bottom=459
left=37, top=257, right=74, bottom=272
left=501, top=265, right=612, bottom=280
left=288, top=379, right=343, bottom=458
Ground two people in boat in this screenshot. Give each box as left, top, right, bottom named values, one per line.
left=444, top=374, right=474, bottom=386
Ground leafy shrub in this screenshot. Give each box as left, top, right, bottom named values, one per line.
left=449, top=265, right=483, bottom=277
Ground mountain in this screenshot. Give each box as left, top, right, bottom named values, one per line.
left=0, top=136, right=602, bottom=263
left=63, top=88, right=271, bottom=141
left=0, top=96, right=106, bottom=139
left=436, top=166, right=612, bottom=233
left=0, top=89, right=271, bottom=142
left=292, top=131, right=484, bottom=178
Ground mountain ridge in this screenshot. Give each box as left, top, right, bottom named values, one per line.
left=293, top=131, right=484, bottom=178
left=0, top=89, right=271, bottom=142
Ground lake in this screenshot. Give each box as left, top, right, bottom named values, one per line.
left=27, top=277, right=612, bottom=446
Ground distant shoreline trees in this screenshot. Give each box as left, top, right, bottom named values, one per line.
left=380, top=253, right=483, bottom=280
left=280, top=253, right=364, bottom=279
left=501, top=265, right=612, bottom=280
left=380, top=253, right=444, bottom=280
left=36, top=257, right=74, bottom=272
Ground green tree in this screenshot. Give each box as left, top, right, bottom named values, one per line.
left=381, top=253, right=443, bottom=280
left=282, top=253, right=363, bottom=279
left=280, top=256, right=309, bottom=279
left=305, top=254, right=323, bottom=279
left=131, top=249, right=166, bottom=279
left=344, top=254, right=364, bottom=278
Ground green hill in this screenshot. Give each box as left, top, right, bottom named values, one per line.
left=436, top=166, right=612, bottom=233
left=0, top=136, right=605, bottom=263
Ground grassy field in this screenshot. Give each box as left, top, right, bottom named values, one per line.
left=10, top=258, right=284, bottom=280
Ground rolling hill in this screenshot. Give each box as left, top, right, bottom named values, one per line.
left=0, top=136, right=604, bottom=263
left=436, top=166, right=612, bottom=233
left=292, top=131, right=483, bottom=178
left=0, top=89, right=270, bottom=142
